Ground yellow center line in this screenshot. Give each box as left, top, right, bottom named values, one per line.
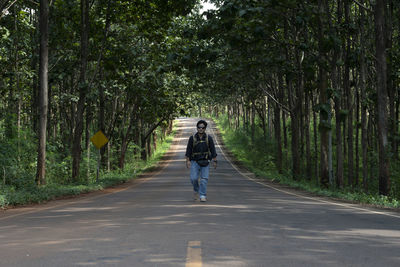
left=186, top=241, right=202, bottom=267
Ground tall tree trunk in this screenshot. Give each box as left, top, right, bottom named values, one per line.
left=274, top=96, right=283, bottom=174
left=119, top=114, right=135, bottom=169
left=153, top=131, right=157, bottom=152
left=332, top=0, right=344, bottom=187
left=355, top=87, right=360, bottom=186
left=305, top=88, right=312, bottom=179
left=14, top=5, right=21, bottom=139
left=317, top=0, right=330, bottom=187
left=312, top=91, right=319, bottom=182
left=359, top=0, right=368, bottom=190
left=251, top=101, right=255, bottom=143
left=236, top=103, right=240, bottom=130
left=30, top=9, right=39, bottom=134
left=227, top=105, right=232, bottom=128
left=99, top=71, right=106, bottom=168
left=242, top=98, right=247, bottom=131
left=36, top=0, right=49, bottom=185
left=140, top=124, right=147, bottom=161
left=72, top=0, right=89, bottom=180
left=147, top=135, right=152, bottom=158
left=386, top=0, right=396, bottom=159
left=374, top=0, right=390, bottom=195
left=288, top=76, right=300, bottom=180
left=333, top=56, right=343, bottom=188
left=256, top=97, right=267, bottom=141
left=344, top=0, right=354, bottom=187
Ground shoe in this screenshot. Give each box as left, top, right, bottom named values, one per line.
left=200, top=196, right=207, bottom=202
left=193, top=192, right=198, bottom=200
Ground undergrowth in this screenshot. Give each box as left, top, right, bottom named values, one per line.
left=214, top=115, right=400, bottom=209
left=0, top=125, right=176, bottom=209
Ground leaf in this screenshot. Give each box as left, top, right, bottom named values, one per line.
left=239, top=9, right=247, bottom=17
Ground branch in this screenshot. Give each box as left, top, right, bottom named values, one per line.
left=260, top=85, right=291, bottom=114
left=0, top=0, right=17, bottom=20
left=26, top=0, right=39, bottom=6
left=49, top=55, right=64, bottom=72
left=352, top=0, right=372, bottom=12
left=143, top=117, right=166, bottom=142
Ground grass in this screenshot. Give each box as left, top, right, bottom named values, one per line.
left=214, top=115, right=400, bottom=210
left=0, top=125, right=177, bottom=209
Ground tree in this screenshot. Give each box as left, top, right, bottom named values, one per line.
left=374, top=0, right=390, bottom=195
left=36, top=0, right=49, bottom=185
left=71, top=0, right=89, bottom=181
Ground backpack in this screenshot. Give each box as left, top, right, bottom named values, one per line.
left=191, top=133, right=211, bottom=166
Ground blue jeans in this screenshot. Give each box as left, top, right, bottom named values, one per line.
left=190, top=160, right=209, bottom=198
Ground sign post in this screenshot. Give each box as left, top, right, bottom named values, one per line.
left=90, top=130, right=109, bottom=183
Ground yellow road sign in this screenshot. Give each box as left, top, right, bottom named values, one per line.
left=90, top=130, right=109, bottom=149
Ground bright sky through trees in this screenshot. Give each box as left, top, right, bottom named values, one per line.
left=200, top=1, right=216, bottom=12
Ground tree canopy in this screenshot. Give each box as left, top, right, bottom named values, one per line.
left=1, top=0, right=399, bottom=201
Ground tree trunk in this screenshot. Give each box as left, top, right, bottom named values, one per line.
left=332, top=0, right=343, bottom=187
left=305, top=88, right=312, bottom=179
left=141, top=134, right=147, bottom=161
left=153, top=131, right=157, bottom=152
left=255, top=98, right=267, bottom=141
left=386, top=0, right=396, bottom=159
left=99, top=71, right=106, bottom=168
left=344, top=0, right=354, bottom=187
left=312, top=92, right=319, bottom=182
left=355, top=88, right=360, bottom=186
left=147, top=135, right=152, bottom=158
left=227, top=105, right=232, bottom=128
left=360, top=0, right=368, bottom=190
left=274, top=97, right=283, bottom=174
left=333, top=53, right=343, bottom=188
left=72, top=0, right=89, bottom=180
left=317, top=0, right=330, bottom=187
left=281, top=93, right=288, bottom=149
left=374, top=0, right=390, bottom=195
left=242, top=98, right=247, bottom=131
left=36, top=0, right=49, bottom=185
left=251, top=101, right=255, bottom=143
left=119, top=115, right=135, bottom=169
left=30, top=9, right=39, bottom=134
left=287, top=76, right=300, bottom=180
left=236, top=103, right=240, bottom=130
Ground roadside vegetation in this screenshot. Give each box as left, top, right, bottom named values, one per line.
left=2, top=0, right=400, bottom=211
left=214, top=114, right=400, bottom=209
left=0, top=126, right=176, bottom=209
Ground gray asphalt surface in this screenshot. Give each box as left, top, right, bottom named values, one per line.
left=1, top=117, right=400, bottom=267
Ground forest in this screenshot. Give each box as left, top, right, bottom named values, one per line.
left=1, top=0, right=399, bottom=207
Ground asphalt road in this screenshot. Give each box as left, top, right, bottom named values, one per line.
left=1, top=118, right=400, bottom=267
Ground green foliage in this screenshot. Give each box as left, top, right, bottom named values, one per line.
left=214, top=113, right=400, bottom=209
left=0, top=124, right=37, bottom=189
left=215, top=113, right=287, bottom=177
left=0, top=124, right=176, bottom=209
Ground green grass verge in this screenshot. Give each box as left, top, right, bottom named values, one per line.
left=214, top=116, right=400, bottom=209
left=0, top=125, right=177, bottom=209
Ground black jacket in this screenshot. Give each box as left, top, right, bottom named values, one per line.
left=185, top=133, right=217, bottom=161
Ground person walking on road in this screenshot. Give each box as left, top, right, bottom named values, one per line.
left=185, top=120, right=217, bottom=202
